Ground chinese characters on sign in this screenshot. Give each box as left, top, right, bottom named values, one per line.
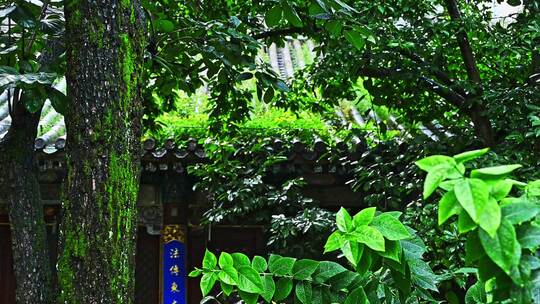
left=162, top=225, right=186, bottom=304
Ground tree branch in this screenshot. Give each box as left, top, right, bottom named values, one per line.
left=444, top=0, right=482, bottom=86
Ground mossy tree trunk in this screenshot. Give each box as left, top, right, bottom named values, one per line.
left=59, top=1, right=145, bottom=303
left=0, top=98, right=54, bottom=303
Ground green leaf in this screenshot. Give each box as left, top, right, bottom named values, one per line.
left=293, top=259, right=320, bottom=280
left=157, top=19, right=174, bottom=32
left=458, top=210, right=477, bottom=233
left=454, top=178, right=489, bottom=222
left=261, top=275, right=275, bottom=302
left=46, top=86, right=68, bottom=115
left=283, top=3, right=302, bottom=27
left=491, top=179, right=513, bottom=201
left=336, top=207, right=353, bottom=232
left=188, top=269, right=202, bottom=277
left=345, top=287, right=368, bottom=304
left=232, top=252, right=250, bottom=266
left=324, top=231, right=342, bottom=253
left=203, top=250, right=217, bottom=269
left=200, top=272, right=218, bottom=296
left=350, top=225, right=385, bottom=251
left=218, top=266, right=238, bottom=285
left=501, top=199, right=540, bottom=224
left=265, top=5, right=282, bottom=27
left=273, top=278, right=293, bottom=301
left=237, top=265, right=264, bottom=293
left=325, top=20, right=342, bottom=37
left=423, top=164, right=451, bottom=199
left=252, top=256, right=267, bottom=272
left=479, top=219, right=521, bottom=274
left=340, top=240, right=362, bottom=266
left=313, top=261, right=347, bottom=283
left=415, top=155, right=456, bottom=172
left=453, top=148, right=490, bottom=163
left=22, top=88, right=46, bottom=113
left=370, top=213, right=411, bottom=240
left=406, top=258, right=439, bottom=291
left=269, top=256, right=296, bottom=276
left=378, top=240, right=401, bottom=262
left=438, top=190, right=462, bottom=225
left=353, top=207, right=376, bottom=226
left=526, top=180, right=540, bottom=196
left=517, top=224, right=540, bottom=249
left=471, top=165, right=522, bottom=179
left=465, top=281, right=487, bottom=304
left=238, top=291, right=259, bottom=304
left=465, top=231, right=485, bottom=264
left=344, top=30, right=365, bottom=51
left=219, top=252, right=233, bottom=269
left=263, top=86, right=274, bottom=103
left=220, top=281, right=233, bottom=296
left=478, top=197, right=501, bottom=238
left=295, top=281, right=313, bottom=304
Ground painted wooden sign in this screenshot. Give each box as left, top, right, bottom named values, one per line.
left=162, top=225, right=186, bottom=304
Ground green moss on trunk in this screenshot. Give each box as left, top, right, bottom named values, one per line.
left=59, top=0, right=145, bottom=303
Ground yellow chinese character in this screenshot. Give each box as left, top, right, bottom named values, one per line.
left=170, top=265, right=180, bottom=276
left=172, top=301, right=177, bottom=304
left=171, top=282, right=180, bottom=293
left=170, top=248, right=180, bottom=259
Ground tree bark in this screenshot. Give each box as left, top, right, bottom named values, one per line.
left=0, top=95, right=54, bottom=303
left=59, top=1, right=145, bottom=303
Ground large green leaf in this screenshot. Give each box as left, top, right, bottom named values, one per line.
left=344, top=287, right=368, bottom=304
left=265, top=5, right=282, bottom=27
left=378, top=240, right=401, bottom=262
left=273, top=278, right=293, bottom=301
left=501, top=199, right=540, bottom=224
left=479, top=219, right=521, bottom=274
left=283, top=3, right=302, bottom=27
left=340, top=240, right=362, bottom=266
left=453, top=148, right=490, bottom=163
left=465, top=281, right=487, bottom=304
left=295, top=281, right=313, bottom=304
left=313, top=261, right=347, bottom=283
left=261, top=275, right=275, bottom=302
left=324, top=231, right=342, bottom=253
left=238, top=291, right=258, bottom=304
left=344, top=30, right=365, bottom=51
left=237, top=265, right=264, bottom=293
left=218, top=266, right=238, bottom=285
left=491, top=179, right=513, bottom=201
left=458, top=210, right=477, bottom=233
left=268, top=256, right=296, bottom=276
left=471, top=165, right=522, bottom=179
left=219, top=252, right=233, bottom=268
left=353, top=207, right=376, bottom=227
left=252, top=256, right=267, bottom=272
left=415, top=155, right=456, bottom=172
left=454, top=178, right=489, bottom=222
left=200, top=272, right=218, bottom=296
left=350, top=225, right=385, bottom=251
left=423, top=164, right=451, bottom=199
left=370, top=213, right=411, bottom=240
left=517, top=224, right=540, bottom=249
left=478, top=197, right=501, bottom=237
left=292, top=259, right=320, bottom=280
left=336, top=207, right=353, bottom=232
left=203, top=249, right=217, bottom=269
left=438, top=190, right=462, bottom=225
